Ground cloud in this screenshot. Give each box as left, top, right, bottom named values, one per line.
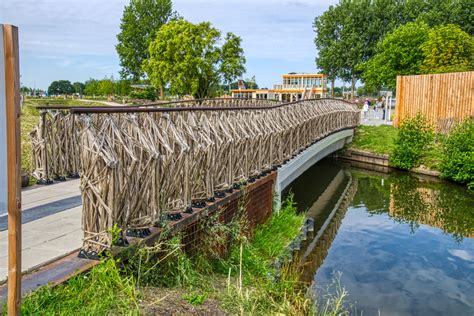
left=1, top=0, right=337, bottom=89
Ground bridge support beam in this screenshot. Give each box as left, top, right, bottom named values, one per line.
left=274, top=129, right=354, bottom=210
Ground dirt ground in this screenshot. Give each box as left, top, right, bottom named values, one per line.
left=140, top=287, right=228, bottom=315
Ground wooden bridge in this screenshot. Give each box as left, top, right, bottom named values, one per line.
left=30, top=98, right=360, bottom=258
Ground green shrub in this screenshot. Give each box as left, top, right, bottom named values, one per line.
left=390, top=114, right=434, bottom=170
left=440, top=118, right=474, bottom=189
left=129, top=87, right=157, bottom=101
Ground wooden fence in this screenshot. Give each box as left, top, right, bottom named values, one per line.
left=395, top=71, right=474, bottom=132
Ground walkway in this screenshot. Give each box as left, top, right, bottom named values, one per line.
left=360, top=108, right=393, bottom=126
left=0, top=180, right=82, bottom=281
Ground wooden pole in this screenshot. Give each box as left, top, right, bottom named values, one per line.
left=3, top=24, right=21, bottom=315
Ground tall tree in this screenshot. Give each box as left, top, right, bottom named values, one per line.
left=116, top=0, right=176, bottom=81
left=73, top=82, right=85, bottom=95
left=47, top=80, right=74, bottom=96
left=220, top=32, right=246, bottom=91
left=361, top=22, right=430, bottom=90
left=144, top=19, right=247, bottom=99
left=420, top=24, right=474, bottom=73
left=314, top=5, right=342, bottom=97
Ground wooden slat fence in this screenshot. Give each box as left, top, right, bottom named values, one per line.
left=395, top=71, right=474, bottom=132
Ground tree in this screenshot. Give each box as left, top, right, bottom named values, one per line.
left=220, top=32, right=246, bottom=91
left=98, top=78, right=114, bottom=96
left=47, top=80, right=74, bottom=96
left=361, top=22, right=430, bottom=90
left=84, top=79, right=100, bottom=96
left=420, top=24, right=474, bottom=74
left=144, top=19, right=247, bottom=99
left=314, top=5, right=342, bottom=97
left=73, top=82, right=85, bottom=95
left=116, top=0, right=176, bottom=81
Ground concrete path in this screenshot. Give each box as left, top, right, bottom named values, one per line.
left=0, top=180, right=82, bottom=282
left=361, top=108, right=393, bottom=126
left=77, top=98, right=130, bottom=107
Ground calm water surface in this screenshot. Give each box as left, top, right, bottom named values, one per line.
left=283, top=159, right=474, bottom=316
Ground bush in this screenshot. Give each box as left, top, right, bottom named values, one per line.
left=440, top=118, right=474, bottom=189
left=129, top=87, right=157, bottom=101
left=390, top=114, right=434, bottom=170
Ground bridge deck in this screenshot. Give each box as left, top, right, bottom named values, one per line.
left=0, top=180, right=82, bottom=282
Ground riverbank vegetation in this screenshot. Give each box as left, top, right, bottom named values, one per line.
left=349, top=117, right=473, bottom=189
left=11, top=198, right=348, bottom=315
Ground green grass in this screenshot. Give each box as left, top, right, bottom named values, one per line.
left=23, top=97, right=106, bottom=108
left=20, top=105, right=40, bottom=173
left=11, top=259, right=139, bottom=315
left=15, top=197, right=348, bottom=315
left=349, top=125, right=444, bottom=172
left=349, top=125, right=398, bottom=155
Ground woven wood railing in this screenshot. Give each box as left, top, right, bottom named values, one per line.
left=30, top=98, right=360, bottom=256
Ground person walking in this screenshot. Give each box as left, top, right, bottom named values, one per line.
left=381, top=96, right=386, bottom=120
left=362, top=100, right=369, bottom=120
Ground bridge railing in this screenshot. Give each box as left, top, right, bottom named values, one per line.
left=29, top=98, right=282, bottom=181
left=30, top=98, right=360, bottom=256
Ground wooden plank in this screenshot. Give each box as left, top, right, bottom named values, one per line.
left=3, top=24, right=21, bottom=315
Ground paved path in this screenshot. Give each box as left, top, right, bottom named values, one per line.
left=0, top=180, right=82, bottom=281
left=361, top=108, right=393, bottom=126
left=77, top=98, right=130, bottom=107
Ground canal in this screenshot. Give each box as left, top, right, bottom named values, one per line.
left=283, top=159, right=474, bottom=315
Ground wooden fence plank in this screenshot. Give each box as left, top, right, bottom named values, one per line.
left=395, top=71, right=474, bottom=132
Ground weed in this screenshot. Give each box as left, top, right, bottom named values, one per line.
left=18, top=259, right=139, bottom=315
left=182, top=292, right=208, bottom=305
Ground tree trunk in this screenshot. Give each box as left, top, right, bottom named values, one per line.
left=351, top=75, right=356, bottom=100
left=331, top=79, right=335, bottom=98
left=159, top=85, right=164, bottom=100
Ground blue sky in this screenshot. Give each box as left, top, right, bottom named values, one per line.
left=0, top=0, right=338, bottom=90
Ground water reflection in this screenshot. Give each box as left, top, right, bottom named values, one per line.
left=283, top=159, right=474, bottom=316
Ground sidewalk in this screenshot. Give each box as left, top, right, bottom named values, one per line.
left=0, top=180, right=82, bottom=281
left=361, top=108, right=393, bottom=126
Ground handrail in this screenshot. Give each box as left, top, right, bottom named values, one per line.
left=69, top=98, right=355, bottom=114
left=34, top=97, right=354, bottom=112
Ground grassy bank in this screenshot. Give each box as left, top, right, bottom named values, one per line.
left=10, top=198, right=347, bottom=315
left=349, top=125, right=443, bottom=171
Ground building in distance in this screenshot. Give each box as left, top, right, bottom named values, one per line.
left=231, top=73, right=328, bottom=101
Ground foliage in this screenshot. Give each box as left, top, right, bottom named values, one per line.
left=116, top=0, right=176, bottom=80
left=314, top=0, right=473, bottom=93
left=313, top=4, right=342, bottom=94
left=18, top=197, right=350, bottom=315
left=220, top=32, right=246, bottom=86
left=129, top=86, right=157, bottom=101
left=349, top=125, right=398, bottom=155
left=229, top=79, right=258, bottom=90
left=183, top=292, right=208, bottom=305
left=420, top=24, right=474, bottom=74
left=440, top=118, right=474, bottom=188
left=361, top=22, right=430, bottom=90
left=72, top=82, right=85, bottom=95
left=19, top=259, right=139, bottom=315
left=83, top=78, right=131, bottom=96
left=390, top=114, right=434, bottom=170
left=144, top=19, right=246, bottom=99
left=47, top=80, right=74, bottom=96
left=20, top=104, right=40, bottom=173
